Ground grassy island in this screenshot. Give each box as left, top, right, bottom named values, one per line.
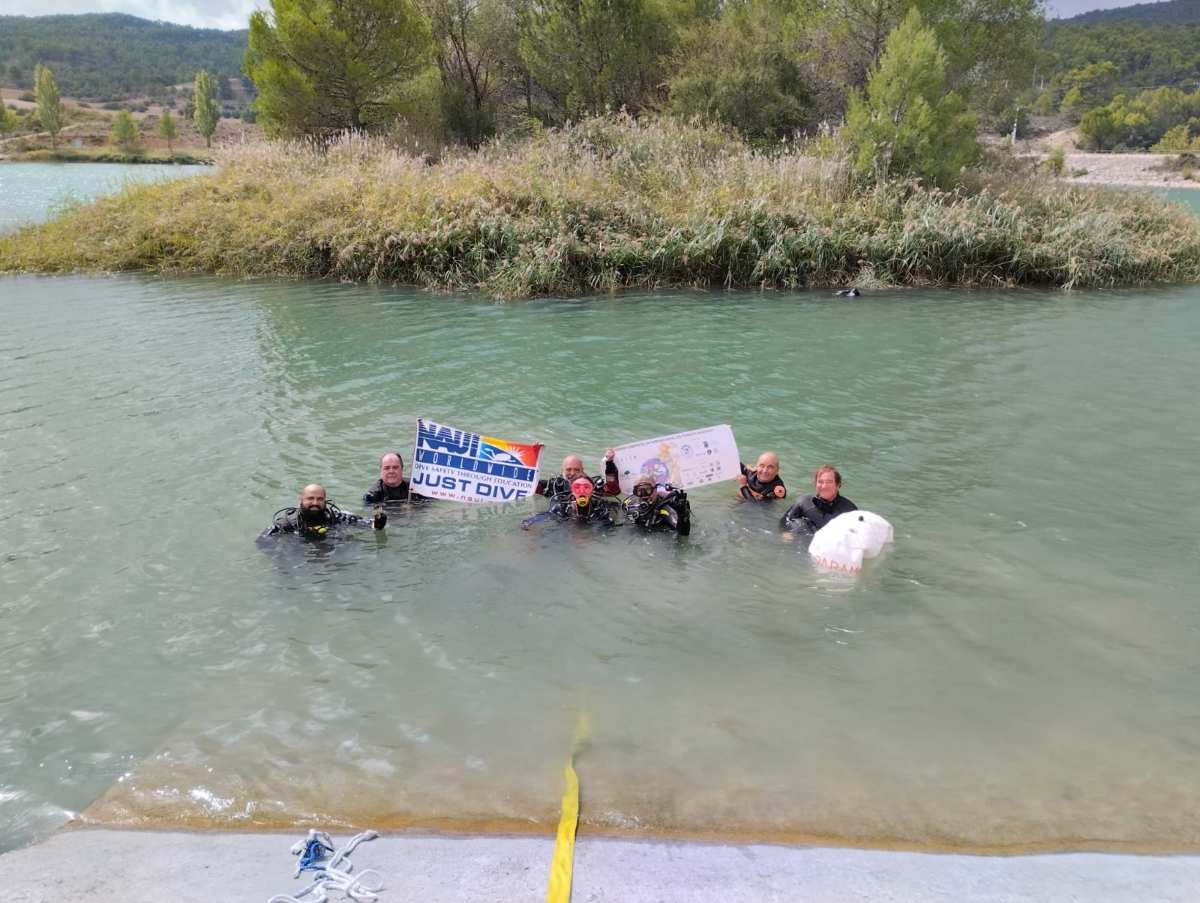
left=2, top=117, right=1198, bottom=297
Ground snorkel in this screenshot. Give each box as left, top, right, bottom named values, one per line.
left=570, top=477, right=595, bottom=520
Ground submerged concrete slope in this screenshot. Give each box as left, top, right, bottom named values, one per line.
left=4, top=829, right=1200, bottom=903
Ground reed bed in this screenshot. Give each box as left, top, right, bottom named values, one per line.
left=3, top=116, right=1199, bottom=296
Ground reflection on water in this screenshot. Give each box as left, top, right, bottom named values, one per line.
left=2, top=275, right=1200, bottom=854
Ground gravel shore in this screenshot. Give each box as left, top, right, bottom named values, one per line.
left=1059, top=152, right=1200, bottom=191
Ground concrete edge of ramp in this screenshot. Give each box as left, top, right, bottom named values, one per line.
left=4, top=828, right=1200, bottom=903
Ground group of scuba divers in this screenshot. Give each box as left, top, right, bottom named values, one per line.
left=260, top=448, right=857, bottom=542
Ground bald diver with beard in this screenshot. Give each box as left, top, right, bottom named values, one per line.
left=260, top=483, right=387, bottom=541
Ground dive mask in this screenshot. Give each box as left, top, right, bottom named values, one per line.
left=571, top=477, right=595, bottom=506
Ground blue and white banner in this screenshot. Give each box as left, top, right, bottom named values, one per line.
left=410, top=418, right=544, bottom=504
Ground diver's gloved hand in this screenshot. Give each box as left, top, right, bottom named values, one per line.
left=372, top=507, right=387, bottom=530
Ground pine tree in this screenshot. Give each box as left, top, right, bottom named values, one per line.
left=245, top=0, right=435, bottom=139
left=193, top=70, right=219, bottom=148
left=841, top=8, right=978, bottom=187
left=34, top=63, right=65, bottom=148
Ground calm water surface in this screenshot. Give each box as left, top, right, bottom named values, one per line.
left=0, top=162, right=209, bottom=232
left=1, top=170, right=1199, bottom=854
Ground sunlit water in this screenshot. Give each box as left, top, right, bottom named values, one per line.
left=0, top=162, right=209, bottom=232
left=2, top=169, right=1200, bottom=855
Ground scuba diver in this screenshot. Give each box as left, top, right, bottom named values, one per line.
left=260, top=483, right=387, bottom=540
left=363, top=451, right=426, bottom=505
left=521, top=477, right=615, bottom=530
left=780, top=465, right=857, bottom=535
left=736, top=451, right=787, bottom=502
left=621, top=473, right=691, bottom=536
left=535, top=452, right=621, bottom=502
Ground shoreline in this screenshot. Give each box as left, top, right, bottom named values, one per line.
left=4, top=827, right=1199, bottom=902
left=0, top=150, right=214, bottom=165
left=1047, top=152, right=1200, bottom=191
left=65, top=811, right=1200, bottom=858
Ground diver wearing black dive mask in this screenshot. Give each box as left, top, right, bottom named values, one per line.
left=622, top=475, right=691, bottom=535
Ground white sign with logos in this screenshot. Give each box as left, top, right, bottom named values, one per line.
left=611, top=425, right=741, bottom=494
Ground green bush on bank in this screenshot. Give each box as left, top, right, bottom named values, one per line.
left=2, top=115, right=1198, bottom=295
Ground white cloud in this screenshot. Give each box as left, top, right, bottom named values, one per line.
left=2, top=0, right=263, bottom=31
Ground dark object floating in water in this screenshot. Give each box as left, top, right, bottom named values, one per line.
left=835, top=288, right=860, bottom=297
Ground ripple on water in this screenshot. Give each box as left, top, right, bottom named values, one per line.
left=2, top=276, right=1200, bottom=852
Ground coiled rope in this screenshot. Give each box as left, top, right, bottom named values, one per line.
left=268, top=830, right=383, bottom=903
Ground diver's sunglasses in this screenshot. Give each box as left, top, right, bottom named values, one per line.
left=633, top=484, right=654, bottom=498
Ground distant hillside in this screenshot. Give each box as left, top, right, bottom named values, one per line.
left=0, top=13, right=248, bottom=100
left=1062, top=0, right=1200, bottom=26
left=1044, top=2, right=1200, bottom=95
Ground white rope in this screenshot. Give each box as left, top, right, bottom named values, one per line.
left=269, top=830, right=383, bottom=903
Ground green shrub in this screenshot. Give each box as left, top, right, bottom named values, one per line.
left=1044, top=146, right=1065, bottom=176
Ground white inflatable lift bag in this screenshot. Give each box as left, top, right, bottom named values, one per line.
left=808, top=510, right=894, bottom=573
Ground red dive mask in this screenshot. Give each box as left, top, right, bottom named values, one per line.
left=571, top=477, right=595, bottom=506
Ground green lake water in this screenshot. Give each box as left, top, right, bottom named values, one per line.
left=0, top=161, right=209, bottom=232
left=2, top=167, right=1200, bottom=854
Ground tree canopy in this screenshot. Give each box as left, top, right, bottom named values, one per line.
left=842, top=8, right=978, bottom=187
left=193, top=69, right=219, bottom=147
left=519, top=0, right=689, bottom=120
left=34, top=63, right=65, bottom=147
left=245, top=0, right=436, bottom=137
left=110, top=109, right=139, bottom=149
left=666, top=0, right=816, bottom=142
left=157, top=108, right=179, bottom=152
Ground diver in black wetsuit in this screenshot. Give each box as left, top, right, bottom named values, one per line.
left=363, top=452, right=426, bottom=505
left=620, top=473, right=692, bottom=535
left=737, top=452, right=787, bottom=502
left=534, top=451, right=622, bottom=504
left=522, top=477, right=615, bottom=529
left=780, top=465, right=857, bottom=534
left=260, top=483, right=386, bottom=540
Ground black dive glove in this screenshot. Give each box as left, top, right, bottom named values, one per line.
left=372, top=507, right=388, bottom=530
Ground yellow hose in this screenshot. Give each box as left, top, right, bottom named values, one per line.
left=546, top=712, right=590, bottom=903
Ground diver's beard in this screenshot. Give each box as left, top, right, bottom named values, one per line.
left=299, top=505, right=328, bottom=525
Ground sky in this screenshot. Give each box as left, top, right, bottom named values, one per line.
left=0, top=0, right=1167, bottom=30
left=0, top=0, right=262, bottom=31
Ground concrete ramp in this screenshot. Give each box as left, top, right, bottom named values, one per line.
left=4, top=829, right=1200, bottom=903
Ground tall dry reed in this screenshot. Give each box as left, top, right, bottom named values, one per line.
left=3, top=115, right=1198, bottom=296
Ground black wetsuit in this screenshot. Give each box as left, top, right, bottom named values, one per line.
left=535, top=468, right=621, bottom=502
left=780, top=494, right=857, bottom=533
left=739, top=462, right=786, bottom=502
left=522, top=490, right=617, bottom=529
left=362, top=479, right=423, bottom=505
left=567, top=500, right=615, bottom=526
left=260, top=504, right=384, bottom=539
left=623, top=486, right=691, bottom=535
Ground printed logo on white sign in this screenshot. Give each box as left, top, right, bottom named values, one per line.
left=612, top=425, right=741, bottom=494
left=410, top=418, right=544, bottom=504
